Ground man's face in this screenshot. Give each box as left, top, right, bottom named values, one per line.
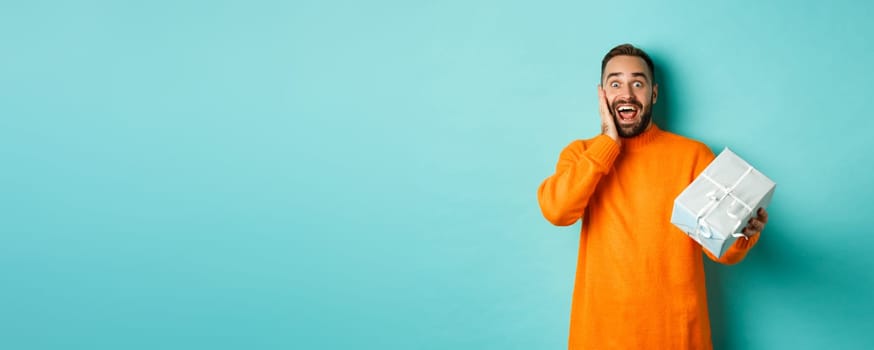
left=601, top=55, right=658, bottom=138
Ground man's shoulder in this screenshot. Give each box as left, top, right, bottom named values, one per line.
left=564, top=135, right=608, bottom=151
left=657, top=129, right=713, bottom=154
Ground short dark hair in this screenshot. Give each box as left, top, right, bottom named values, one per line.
left=601, top=43, right=655, bottom=83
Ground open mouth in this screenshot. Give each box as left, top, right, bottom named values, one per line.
left=616, top=105, right=639, bottom=122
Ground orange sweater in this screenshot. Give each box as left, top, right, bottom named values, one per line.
left=537, top=125, right=759, bottom=350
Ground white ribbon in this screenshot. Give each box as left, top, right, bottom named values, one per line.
left=692, top=166, right=754, bottom=243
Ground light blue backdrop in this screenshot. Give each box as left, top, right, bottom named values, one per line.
left=3, top=1, right=872, bottom=349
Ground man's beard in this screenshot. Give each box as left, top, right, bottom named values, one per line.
left=611, top=97, right=653, bottom=138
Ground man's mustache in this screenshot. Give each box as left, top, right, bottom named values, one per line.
left=611, top=98, right=643, bottom=110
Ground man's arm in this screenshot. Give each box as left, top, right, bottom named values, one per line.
left=537, top=136, right=619, bottom=226
left=536, top=86, right=621, bottom=226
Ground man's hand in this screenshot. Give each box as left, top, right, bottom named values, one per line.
left=598, top=85, right=619, bottom=144
left=743, top=207, right=769, bottom=237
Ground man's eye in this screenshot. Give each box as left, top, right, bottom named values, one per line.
left=633, top=82, right=643, bottom=88
left=610, top=82, right=620, bottom=88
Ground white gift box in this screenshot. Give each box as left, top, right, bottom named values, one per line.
left=671, top=148, right=776, bottom=258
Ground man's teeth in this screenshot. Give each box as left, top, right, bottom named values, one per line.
left=618, top=106, right=636, bottom=112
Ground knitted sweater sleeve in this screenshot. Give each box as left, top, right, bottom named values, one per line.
left=537, top=135, right=621, bottom=226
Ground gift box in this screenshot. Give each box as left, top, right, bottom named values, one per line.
left=671, top=148, right=776, bottom=258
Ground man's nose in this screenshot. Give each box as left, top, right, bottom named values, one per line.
left=614, top=86, right=634, bottom=101
left=623, top=84, right=635, bottom=98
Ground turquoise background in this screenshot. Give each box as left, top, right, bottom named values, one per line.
left=3, top=1, right=873, bottom=349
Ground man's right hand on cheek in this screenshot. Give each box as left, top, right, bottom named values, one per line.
left=598, top=85, right=620, bottom=144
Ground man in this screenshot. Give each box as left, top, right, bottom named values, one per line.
left=537, top=44, right=769, bottom=349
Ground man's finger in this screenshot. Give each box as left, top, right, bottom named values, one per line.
left=757, top=208, right=769, bottom=224
left=747, top=218, right=765, bottom=232
left=598, top=85, right=610, bottom=117
left=597, top=85, right=619, bottom=142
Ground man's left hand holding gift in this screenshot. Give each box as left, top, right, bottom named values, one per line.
left=743, top=208, right=769, bottom=237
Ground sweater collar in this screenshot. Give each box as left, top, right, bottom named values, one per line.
left=621, top=123, right=662, bottom=150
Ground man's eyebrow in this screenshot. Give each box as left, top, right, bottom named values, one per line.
left=605, top=72, right=650, bottom=81
left=631, top=72, right=649, bottom=79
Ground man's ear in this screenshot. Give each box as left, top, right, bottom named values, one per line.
left=652, top=84, right=659, bottom=104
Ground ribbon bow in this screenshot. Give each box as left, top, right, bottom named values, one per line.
left=693, top=166, right=755, bottom=243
